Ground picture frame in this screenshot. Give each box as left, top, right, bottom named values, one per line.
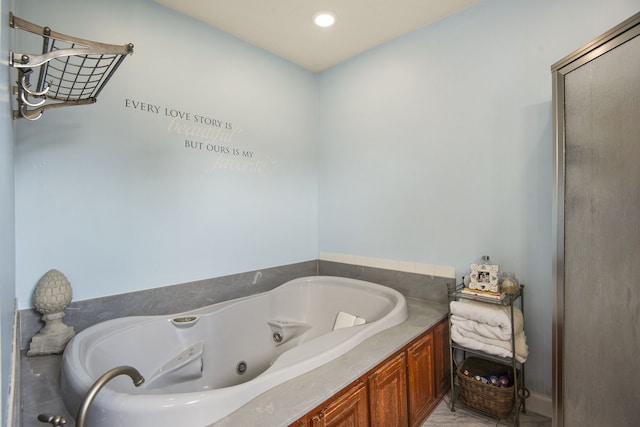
left=469, top=262, right=500, bottom=292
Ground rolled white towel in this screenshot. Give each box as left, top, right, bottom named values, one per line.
left=450, top=300, right=523, bottom=336
left=451, top=324, right=528, bottom=363
left=451, top=315, right=519, bottom=341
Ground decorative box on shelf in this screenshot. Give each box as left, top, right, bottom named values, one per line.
left=469, top=255, right=500, bottom=293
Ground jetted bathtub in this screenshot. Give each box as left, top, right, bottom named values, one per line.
left=60, top=276, right=408, bottom=427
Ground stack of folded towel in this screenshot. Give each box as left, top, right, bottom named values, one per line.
left=450, top=300, right=528, bottom=363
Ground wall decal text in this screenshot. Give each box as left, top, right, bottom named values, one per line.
left=124, top=98, right=268, bottom=173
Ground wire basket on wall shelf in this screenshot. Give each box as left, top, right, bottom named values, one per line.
left=9, top=12, right=134, bottom=121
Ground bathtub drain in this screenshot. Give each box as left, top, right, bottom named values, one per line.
left=236, top=361, right=247, bottom=375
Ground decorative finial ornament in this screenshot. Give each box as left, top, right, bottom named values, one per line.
left=27, top=269, right=75, bottom=356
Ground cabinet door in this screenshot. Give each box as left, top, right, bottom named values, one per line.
left=369, top=352, right=408, bottom=427
left=407, top=330, right=435, bottom=427
left=310, top=381, right=369, bottom=427
left=433, top=319, right=450, bottom=399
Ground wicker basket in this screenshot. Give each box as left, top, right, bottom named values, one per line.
left=456, top=357, right=518, bottom=418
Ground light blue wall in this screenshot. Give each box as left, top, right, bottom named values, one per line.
left=318, top=0, right=639, bottom=396
left=1, top=0, right=17, bottom=423
left=10, top=0, right=640, bottom=405
left=14, top=0, right=319, bottom=306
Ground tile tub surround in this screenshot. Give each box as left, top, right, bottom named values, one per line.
left=19, top=261, right=318, bottom=350
left=20, top=298, right=448, bottom=427
left=19, top=259, right=454, bottom=349
left=319, top=259, right=452, bottom=305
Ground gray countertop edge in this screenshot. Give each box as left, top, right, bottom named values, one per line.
left=211, top=298, right=448, bottom=427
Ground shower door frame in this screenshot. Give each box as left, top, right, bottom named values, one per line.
left=551, top=11, right=640, bottom=427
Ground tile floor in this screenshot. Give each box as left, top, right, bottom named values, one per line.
left=422, top=396, right=552, bottom=427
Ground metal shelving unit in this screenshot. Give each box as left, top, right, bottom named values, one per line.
left=448, top=282, right=529, bottom=426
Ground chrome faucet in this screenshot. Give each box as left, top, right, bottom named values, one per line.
left=75, top=365, right=145, bottom=427
left=37, top=366, right=144, bottom=427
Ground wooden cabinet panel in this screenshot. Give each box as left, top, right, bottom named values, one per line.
left=290, top=318, right=449, bottom=427
left=407, top=330, right=435, bottom=427
left=369, top=352, right=408, bottom=427
left=433, top=319, right=450, bottom=399
left=310, top=381, right=369, bottom=427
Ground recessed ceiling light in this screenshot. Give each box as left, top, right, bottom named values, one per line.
left=313, top=11, right=336, bottom=28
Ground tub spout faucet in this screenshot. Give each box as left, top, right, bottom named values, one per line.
left=75, top=365, right=145, bottom=427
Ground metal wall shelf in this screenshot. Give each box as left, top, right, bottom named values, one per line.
left=9, top=13, right=133, bottom=120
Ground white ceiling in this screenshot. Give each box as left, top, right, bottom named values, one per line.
left=154, top=0, right=480, bottom=72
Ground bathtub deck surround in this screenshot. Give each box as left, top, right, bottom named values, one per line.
left=19, top=260, right=453, bottom=426
left=20, top=298, right=447, bottom=427
left=60, top=276, right=408, bottom=427
left=213, top=298, right=448, bottom=427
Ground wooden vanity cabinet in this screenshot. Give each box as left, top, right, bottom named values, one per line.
left=433, top=319, right=450, bottom=399
left=368, top=352, right=408, bottom=427
left=407, top=329, right=436, bottom=427
left=308, top=381, right=369, bottom=427
left=407, top=318, right=450, bottom=426
left=290, top=318, right=449, bottom=427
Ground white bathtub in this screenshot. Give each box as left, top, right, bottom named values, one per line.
left=60, top=276, right=408, bottom=427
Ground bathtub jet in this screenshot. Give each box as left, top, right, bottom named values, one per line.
left=60, top=276, right=408, bottom=427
